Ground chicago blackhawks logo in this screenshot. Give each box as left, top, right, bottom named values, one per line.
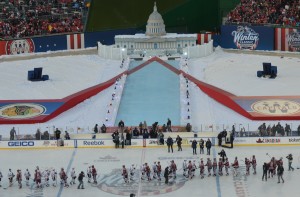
left=232, top=26, right=259, bottom=50
left=5, top=39, right=35, bottom=55
left=96, top=169, right=186, bottom=196
left=0, top=103, right=46, bottom=119
left=251, top=99, right=300, bottom=116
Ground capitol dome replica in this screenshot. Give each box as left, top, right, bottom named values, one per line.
left=145, top=2, right=166, bottom=37
left=113, top=2, right=197, bottom=57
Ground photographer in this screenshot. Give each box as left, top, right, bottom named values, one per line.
left=218, top=149, right=227, bottom=162
left=175, top=135, right=182, bottom=151
left=286, top=154, right=294, bottom=171
left=77, top=171, right=85, bottom=189
left=166, top=136, right=173, bottom=153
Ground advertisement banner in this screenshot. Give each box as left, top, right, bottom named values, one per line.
left=76, top=139, right=114, bottom=148
left=275, top=28, right=300, bottom=52
left=0, top=140, right=75, bottom=149
left=221, top=25, right=274, bottom=50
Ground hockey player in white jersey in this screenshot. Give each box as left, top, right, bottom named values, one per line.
left=43, top=169, right=50, bottom=187
left=70, top=168, right=76, bottom=185
left=140, top=164, right=146, bottom=180
left=0, top=171, right=3, bottom=187
left=129, top=164, right=136, bottom=181
left=87, top=166, right=92, bottom=183
left=51, top=169, right=57, bottom=187
left=182, top=160, right=188, bottom=177
left=152, top=162, right=157, bottom=179
left=8, top=169, right=14, bottom=187
left=24, top=169, right=31, bottom=186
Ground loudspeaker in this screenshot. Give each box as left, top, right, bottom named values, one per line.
left=257, top=71, right=263, bottom=78
left=42, top=75, right=49, bottom=81
left=28, top=71, right=34, bottom=80
left=263, top=62, right=271, bottom=75
left=34, top=67, right=43, bottom=79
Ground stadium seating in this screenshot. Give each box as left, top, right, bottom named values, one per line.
left=227, top=0, right=300, bottom=27
left=0, top=0, right=87, bottom=39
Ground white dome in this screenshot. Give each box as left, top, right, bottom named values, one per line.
left=146, top=2, right=166, bottom=37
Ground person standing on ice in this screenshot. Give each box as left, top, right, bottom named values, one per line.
left=232, top=157, right=239, bottom=176
left=277, top=164, right=284, bottom=183
left=77, top=171, right=85, bottom=189
left=10, top=127, right=16, bottom=140
left=192, top=139, right=197, bottom=155
left=8, top=169, right=14, bottom=187
left=16, top=169, right=22, bottom=189
left=286, top=154, right=294, bottom=171
left=24, top=169, right=31, bottom=186
left=175, top=135, right=182, bottom=151
left=206, top=138, right=212, bottom=155
left=166, top=136, right=173, bottom=153
left=262, top=162, right=268, bottom=181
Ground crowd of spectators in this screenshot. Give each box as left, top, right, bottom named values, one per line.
left=227, top=0, right=300, bottom=27
left=0, top=0, right=87, bottom=39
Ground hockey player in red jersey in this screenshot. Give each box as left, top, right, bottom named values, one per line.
left=212, top=158, right=217, bottom=176
left=268, top=159, right=275, bottom=178
left=205, top=158, right=212, bottom=177
left=245, top=158, right=251, bottom=175
left=199, top=159, right=205, bottom=179
left=59, top=168, right=69, bottom=187
left=251, top=155, right=257, bottom=175
left=232, top=157, right=239, bottom=176
left=91, top=165, right=97, bottom=184
left=35, top=169, right=42, bottom=188
left=157, top=162, right=162, bottom=181
left=122, top=165, right=129, bottom=183
left=218, top=158, right=224, bottom=176
left=16, top=169, right=22, bottom=189
left=145, top=163, right=151, bottom=181
left=224, top=158, right=230, bottom=176
left=170, top=160, right=177, bottom=179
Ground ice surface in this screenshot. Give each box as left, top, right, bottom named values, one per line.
left=0, top=146, right=298, bottom=197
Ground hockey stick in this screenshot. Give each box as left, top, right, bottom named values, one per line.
left=3, top=180, right=17, bottom=190
left=266, top=153, right=271, bottom=159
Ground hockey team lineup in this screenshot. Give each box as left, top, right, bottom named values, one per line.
left=0, top=146, right=299, bottom=197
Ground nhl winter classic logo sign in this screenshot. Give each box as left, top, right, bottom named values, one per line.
left=287, top=31, right=300, bottom=51
left=232, top=26, right=259, bottom=50
left=5, top=39, right=35, bottom=55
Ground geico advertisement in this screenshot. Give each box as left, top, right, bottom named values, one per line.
left=7, top=141, right=35, bottom=147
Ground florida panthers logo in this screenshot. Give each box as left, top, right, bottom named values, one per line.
left=231, top=26, right=259, bottom=50
left=5, top=39, right=35, bottom=55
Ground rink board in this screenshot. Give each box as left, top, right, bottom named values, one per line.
left=1, top=137, right=300, bottom=149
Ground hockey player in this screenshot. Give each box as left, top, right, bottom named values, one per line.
left=70, top=168, right=76, bottom=185
left=182, top=160, right=188, bottom=177
left=122, top=165, right=129, bottom=183
left=140, top=164, right=145, bottom=180
left=157, top=162, right=162, bottom=181
left=91, top=165, right=97, bottom=184
left=24, top=169, right=31, bottom=186
left=8, top=169, right=14, bottom=187
left=87, top=166, right=92, bottom=183
left=268, top=159, right=275, bottom=178
left=0, top=170, right=2, bottom=187
left=218, top=158, right=224, bottom=176
left=152, top=162, right=157, bottom=179
left=212, top=158, right=217, bottom=176
left=232, top=157, right=239, bottom=176
left=129, top=164, right=136, bottom=181
left=224, top=158, right=230, bottom=176
left=251, top=155, right=257, bottom=174
left=34, top=169, right=42, bottom=188
left=51, top=169, right=57, bottom=187
left=245, top=158, right=251, bottom=176
left=16, top=169, right=22, bottom=189
left=59, top=168, right=69, bottom=187
left=205, top=158, right=212, bottom=177
left=145, top=163, right=151, bottom=181
left=43, top=169, right=50, bottom=187
left=170, top=160, right=177, bottom=179
left=187, top=161, right=193, bottom=179
left=199, top=159, right=205, bottom=179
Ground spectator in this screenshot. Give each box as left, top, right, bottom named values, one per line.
left=167, top=118, right=172, bottom=132
left=43, top=131, right=50, bottom=140
left=285, top=124, right=291, bottom=136
left=93, top=124, right=98, bottom=134
left=175, top=135, right=182, bottom=151
left=100, top=124, right=107, bottom=133
left=10, top=127, right=16, bottom=140
left=298, top=125, right=300, bottom=136
left=35, top=129, right=41, bottom=140
left=133, top=127, right=139, bottom=137
left=186, top=123, right=192, bottom=132
left=55, top=128, right=61, bottom=140
left=65, top=131, right=70, bottom=140
left=126, top=130, right=131, bottom=145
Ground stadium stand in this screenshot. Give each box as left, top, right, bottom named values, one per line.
left=226, top=0, right=300, bottom=27
left=0, top=0, right=88, bottom=39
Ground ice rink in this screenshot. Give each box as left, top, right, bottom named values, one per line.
left=1, top=145, right=299, bottom=197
